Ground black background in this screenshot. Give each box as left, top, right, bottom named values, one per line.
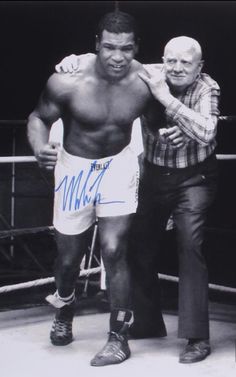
left=1, top=1, right=236, bottom=118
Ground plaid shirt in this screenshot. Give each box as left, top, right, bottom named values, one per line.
left=141, top=65, right=221, bottom=168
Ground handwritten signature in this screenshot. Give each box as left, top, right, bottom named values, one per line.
left=55, top=158, right=125, bottom=211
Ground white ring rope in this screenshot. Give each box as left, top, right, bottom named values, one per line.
left=0, top=155, right=235, bottom=164
left=0, top=156, right=37, bottom=163
left=0, top=267, right=101, bottom=294
left=216, top=154, right=236, bottom=160
left=159, top=273, right=236, bottom=295
left=0, top=270, right=235, bottom=295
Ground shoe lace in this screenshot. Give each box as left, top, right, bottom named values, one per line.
left=109, top=331, right=125, bottom=342
left=95, top=332, right=126, bottom=357
left=53, top=319, right=72, bottom=336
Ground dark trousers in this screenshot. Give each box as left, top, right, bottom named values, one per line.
left=128, top=154, right=218, bottom=339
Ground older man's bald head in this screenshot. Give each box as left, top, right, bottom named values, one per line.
left=164, top=36, right=202, bottom=61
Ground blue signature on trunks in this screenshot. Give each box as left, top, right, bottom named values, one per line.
left=55, top=158, right=125, bottom=211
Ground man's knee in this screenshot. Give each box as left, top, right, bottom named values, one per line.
left=56, top=254, right=79, bottom=275
left=102, top=244, right=124, bottom=265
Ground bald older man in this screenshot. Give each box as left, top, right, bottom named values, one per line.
left=131, top=36, right=220, bottom=363
left=56, top=36, right=220, bottom=363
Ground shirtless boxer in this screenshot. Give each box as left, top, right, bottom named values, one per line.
left=27, top=10, right=172, bottom=366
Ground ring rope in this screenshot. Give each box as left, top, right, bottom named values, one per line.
left=0, top=226, right=54, bottom=239
left=159, top=273, right=236, bottom=294
left=0, top=156, right=37, bottom=163
left=216, top=154, right=236, bottom=160
left=0, top=266, right=101, bottom=294
left=0, top=154, right=235, bottom=164
left=0, top=270, right=235, bottom=295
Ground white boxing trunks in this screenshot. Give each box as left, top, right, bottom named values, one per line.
left=53, top=146, right=140, bottom=235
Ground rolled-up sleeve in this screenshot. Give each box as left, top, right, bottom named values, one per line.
left=165, top=86, right=220, bottom=146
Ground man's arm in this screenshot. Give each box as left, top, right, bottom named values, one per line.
left=27, top=74, right=63, bottom=170
left=164, top=87, right=220, bottom=145
left=139, top=72, right=220, bottom=146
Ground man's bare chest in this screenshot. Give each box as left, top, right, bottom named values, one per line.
left=67, top=84, right=149, bottom=125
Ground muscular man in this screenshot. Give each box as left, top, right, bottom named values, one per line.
left=27, top=11, right=168, bottom=367
left=56, top=35, right=220, bottom=363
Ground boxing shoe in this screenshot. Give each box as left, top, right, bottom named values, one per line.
left=90, top=308, right=132, bottom=366
left=46, top=290, right=75, bottom=346
left=50, top=303, right=75, bottom=346
left=90, top=331, right=130, bottom=366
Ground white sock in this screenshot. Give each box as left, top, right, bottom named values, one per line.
left=46, top=290, right=75, bottom=309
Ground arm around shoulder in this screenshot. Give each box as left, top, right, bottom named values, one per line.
left=55, top=53, right=95, bottom=73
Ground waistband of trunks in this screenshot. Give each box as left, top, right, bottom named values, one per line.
left=59, top=145, right=134, bottom=166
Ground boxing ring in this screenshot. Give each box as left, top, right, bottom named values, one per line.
left=0, top=118, right=236, bottom=299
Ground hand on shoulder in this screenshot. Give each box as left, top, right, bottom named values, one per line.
left=55, top=53, right=95, bottom=73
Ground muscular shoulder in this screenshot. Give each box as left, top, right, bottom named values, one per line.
left=76, top=53, right=96, bottom=68
left=45, top=63, right=95, bottom=102
left=46, top=72, right=78, bottom=96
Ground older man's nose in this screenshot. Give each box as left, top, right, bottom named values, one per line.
left=173, top=61, right=183, bottom=72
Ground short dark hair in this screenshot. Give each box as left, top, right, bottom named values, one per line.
left=96, top=11, right=139, bottom=42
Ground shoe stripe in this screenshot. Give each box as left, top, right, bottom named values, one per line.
left=115, top=354, right=123, bottom=361
left=116, top=351, right=126, bottom=360
left=119, top=350, right=126, bottom=358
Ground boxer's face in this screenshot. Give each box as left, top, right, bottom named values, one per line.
left=96, top=30, right=138, bottom=80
